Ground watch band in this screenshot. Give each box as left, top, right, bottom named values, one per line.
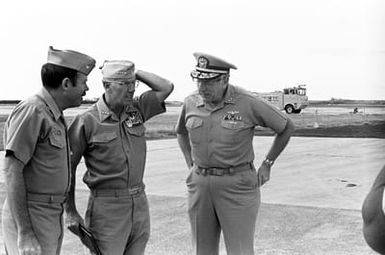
left=263, top=158, right=274, bottom=167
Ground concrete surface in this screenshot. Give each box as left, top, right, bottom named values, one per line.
left=1, top=137, right=384, bottom=210
left=143, top=137, right=385, bottom=210
left=0, top=137, right=385, bottom=254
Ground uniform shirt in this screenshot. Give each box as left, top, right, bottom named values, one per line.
left=68, top=91, right=165, bottom=189
left=362, top=165, right=385, bottom=254
left=4, top=88, right=70, bottom=195
left=176, top=84, right=288, bottom=168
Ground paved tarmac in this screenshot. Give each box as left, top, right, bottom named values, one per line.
left=0, top=137, right=384, bottom=254
left=1, top=137, right=384, bottom=210
left=143, top=137, right=385, bottom=210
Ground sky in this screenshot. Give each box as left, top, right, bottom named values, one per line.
left=0, top=0, right=384, bottom=101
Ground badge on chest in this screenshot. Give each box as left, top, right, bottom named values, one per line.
left=223, top=111, right=242, bottom=122
left=221, top=111, right=245, bottom=129
left=125, top=111, right=143, bottom=127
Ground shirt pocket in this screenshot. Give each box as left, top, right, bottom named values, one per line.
left=186, top=117, right=203, bottom=144
left=90, top=132, right=118, bottom=143
left=126, top=124, right=145, bottom=137
left=220, top=120, right=251, bottom=144
left=48, top=128, right=65, bottom=149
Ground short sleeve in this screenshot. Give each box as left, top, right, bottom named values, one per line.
left=175, top=102, right=187, bottom=134
left=134, top=91, right=166, bottom=122
left=251, top=97, right=288, bottom=134
left=68, top=114, right=88, bottom=167
left=4, top=104, right=42, bottom=165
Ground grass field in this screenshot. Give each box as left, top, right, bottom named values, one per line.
left=142, top=105, right=385, bottom=140
left=1, top=105, right=385, bottom=150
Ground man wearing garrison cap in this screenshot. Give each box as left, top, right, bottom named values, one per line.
left=65, top=60, right=174, bottom=254
left=2, top=46, right=95, bottom=255
left=176, top=52, right=295, bottom=255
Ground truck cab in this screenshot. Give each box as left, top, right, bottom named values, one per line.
left=254, top=84, right=309, bottom=114
left=282, top=85, right=308, bottom=113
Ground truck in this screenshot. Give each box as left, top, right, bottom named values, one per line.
left=253, top=84, right=309, bottom=114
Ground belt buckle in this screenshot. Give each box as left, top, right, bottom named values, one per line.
left=212, top=168, right=224, bottom=176
left=131, top=187, right=139, bottom=195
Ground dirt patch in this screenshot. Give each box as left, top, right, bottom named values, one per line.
left=254, top=121, right=385, bottom=139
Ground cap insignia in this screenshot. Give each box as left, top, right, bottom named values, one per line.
left=197, top=57, right=208, bottom=68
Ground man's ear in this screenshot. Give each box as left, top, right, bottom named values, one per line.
left=103, top=82, right=110, bottom=89
left=61, top=77, right=73, bottom=90
left=224, top=74, right=230, bottom=83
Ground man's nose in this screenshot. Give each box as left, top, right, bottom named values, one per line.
left=198, top=83, right=206, bottom=91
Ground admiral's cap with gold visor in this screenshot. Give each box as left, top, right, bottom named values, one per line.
left=100, top=60, right=135, bottom=82
left=191, top=52, right=237, bottom=80
left=47, top=46, right=96, bottom=75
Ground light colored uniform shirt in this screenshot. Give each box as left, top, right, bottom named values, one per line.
left=4, top=88, right=70, bottom=195
left=176, top=84, right=288, bottom=168
left=68, top=91, right=165, bottom=189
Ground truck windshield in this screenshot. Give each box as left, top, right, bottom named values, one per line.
left=297, top=88, right=306, bottom=96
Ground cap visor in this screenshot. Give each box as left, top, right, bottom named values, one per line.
left=190, top=70, right=221, bottom=80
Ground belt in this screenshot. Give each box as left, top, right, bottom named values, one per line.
left=195, top=162, right=253, bottom=176
left=91, top=185, right=145, bottom=197
left=26, top=193, right=67, bottom=204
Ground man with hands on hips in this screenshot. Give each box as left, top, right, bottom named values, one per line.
left=176, top=52, right=295, bottom=255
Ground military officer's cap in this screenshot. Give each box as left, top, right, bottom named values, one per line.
left=100, top=60, right=135, bottom=82
left=47, top=46, right=96, bottom=75
left=191, top=52, right=237, bottom=80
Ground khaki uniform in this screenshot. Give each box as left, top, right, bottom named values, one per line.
left=69, top=91, right=165, bottom=255
left=2, top=88, right=70, bottom=255
left=176, top=85, right=288, bottom=255
left=362, top=165, right=385, bottom=254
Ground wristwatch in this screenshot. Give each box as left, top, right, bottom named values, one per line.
left=263, top=158, right=274, bottom=167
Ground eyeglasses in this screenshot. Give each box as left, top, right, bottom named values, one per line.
left=104, top=80, right=139, bottom=90
left=115, top=80, right=139, bottom=88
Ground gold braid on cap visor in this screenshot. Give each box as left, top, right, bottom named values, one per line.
left=190, top=70, right=223, bottom=80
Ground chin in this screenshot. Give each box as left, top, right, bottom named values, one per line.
left=203, top=97, right=214, bottom=103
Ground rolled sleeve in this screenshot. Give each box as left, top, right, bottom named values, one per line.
left=135, top=91, right=166, bottom=122
left=175, top=103, right=188, bottom=134
left=5, top=105, right=42, bottom=165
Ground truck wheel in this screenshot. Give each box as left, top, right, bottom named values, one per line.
left=293, top=109, right=302, bottom=114
left=285, top=105, right=294, bottom=114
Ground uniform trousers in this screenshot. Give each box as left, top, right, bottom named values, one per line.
left=85, top=189, right=150, bottom=255
left=2, top=197, right=65, bottom=255
left=187, top=166, right=261, bottom=255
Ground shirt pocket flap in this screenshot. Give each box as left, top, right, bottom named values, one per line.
left=186, top=117, right=203, bottom=129
left=127, top=125, right=145, bottom=137
left=91, top=132, right=118, bottom=143
left=49, top=133, right=65, bottom=149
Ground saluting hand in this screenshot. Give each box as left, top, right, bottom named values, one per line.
left=257, top=163, right=271, bottom=187
left=18, top=231, right=42, bottom=255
